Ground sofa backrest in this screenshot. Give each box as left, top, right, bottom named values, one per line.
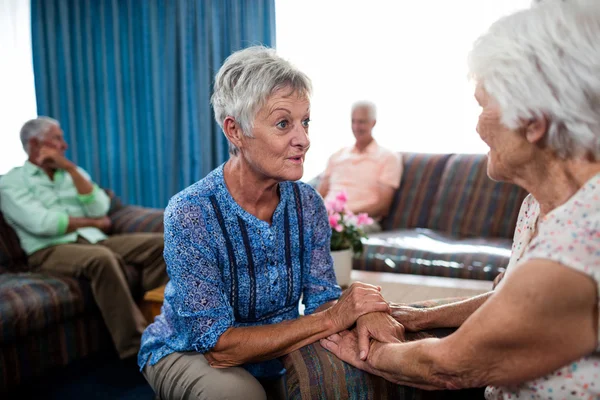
left=382, top=153, right=452, bottom=231
left=427, top=154, right=527, bottom=238
left=382, top=153, right=528, bottom=239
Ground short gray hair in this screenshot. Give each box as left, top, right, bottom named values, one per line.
left=351, top=101, right=377, bottom=121
left=211, top=46, right=312, bottom=156
left=20, top=117, right=60, bottom=154
left=468, top=0, right=600, bottom=160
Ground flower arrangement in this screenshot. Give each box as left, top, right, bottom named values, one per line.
left=325, top=191, right=373, bottom=255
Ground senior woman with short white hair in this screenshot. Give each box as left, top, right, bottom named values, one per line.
left=138, top=46, right=391, bottom=400
left=321, top=0, right=600, bottom=398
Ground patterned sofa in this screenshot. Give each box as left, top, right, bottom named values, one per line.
left=353, top=153, right=528, bottom=282
left=0, top=192, right=164, bottom=393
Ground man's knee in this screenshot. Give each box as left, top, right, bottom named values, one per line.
left=87, top=246, right=122, bottom=273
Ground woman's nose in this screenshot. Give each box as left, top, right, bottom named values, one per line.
left=292, top=126, right=310, bottom=148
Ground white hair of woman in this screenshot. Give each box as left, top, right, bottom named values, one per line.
left=20, top=116, right=60, bottom=154
left=211, top=46, right=312, bottom=156
left=468, top=0, right=600, bottom=159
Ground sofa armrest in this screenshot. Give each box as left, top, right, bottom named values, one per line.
left=109, top=205, right=164, bottom=234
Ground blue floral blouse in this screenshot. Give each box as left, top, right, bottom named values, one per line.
left=138, top=165, right=342, bottom=378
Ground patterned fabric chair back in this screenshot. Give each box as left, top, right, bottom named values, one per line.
left=382, top=153, right=527, bottom=239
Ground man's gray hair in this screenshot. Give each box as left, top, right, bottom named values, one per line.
left=351, top=101, right=377, bottom=121
left=20, top=117, right=60, bottom=154
left=211, top=46, right=312, bottom=156
left=468, top=0, right=600, bottom=160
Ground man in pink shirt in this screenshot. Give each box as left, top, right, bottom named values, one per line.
left=318, top=101, right=402, bottom=232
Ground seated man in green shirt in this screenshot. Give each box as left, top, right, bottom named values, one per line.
left=0, top=117, right=168, bottom=361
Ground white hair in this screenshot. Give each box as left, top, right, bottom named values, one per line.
left=468, top=0, right=600, bottom=159
left=20, top=117, right=60, bottom=154
left=351, top=101, right=377, bottom=121
left=211, top=46, right=312, bottom=156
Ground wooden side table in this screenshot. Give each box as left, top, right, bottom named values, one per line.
left=139, top=284, right=166, bottom=323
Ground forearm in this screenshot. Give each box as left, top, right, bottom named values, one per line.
left=205, top=310, right=337, bottom=368
left=66, top=166, right=94, bottom=195
left=66, top=217, right=100, bottom=233
left=370, top=339, right=451, bottom=390
left=391, top=292, right=492, bottom=330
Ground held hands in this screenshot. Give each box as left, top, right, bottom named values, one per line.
left=37, top=146, right=74, bottom=171
left=355, top=312, right=405, bottom=360
left=325, top=282, right=390, bottom=332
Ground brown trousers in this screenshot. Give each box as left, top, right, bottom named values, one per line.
left=143, top=351, right=283, bottom=400
left=28, top=233, right=169, bottom=359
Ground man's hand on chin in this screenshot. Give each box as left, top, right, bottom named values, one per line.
left=37, top=146, right=74, bottom=170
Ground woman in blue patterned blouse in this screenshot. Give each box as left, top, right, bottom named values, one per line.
left=138, top=46, right=392, bottom=400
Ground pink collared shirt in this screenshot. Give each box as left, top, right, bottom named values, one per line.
left=322, top=140, right=402, bottom=215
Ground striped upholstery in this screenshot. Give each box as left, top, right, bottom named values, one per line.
left=282, top=298, right=483, bottom=400
left=382, top=153, right=451, bottom=231
left=354, top=229, right=511, bottom=281
left=427, top=154, right=527, bottom=239
left=0, top=274, right=85, bottom=342
left=109, top=205, right=164, bottom=234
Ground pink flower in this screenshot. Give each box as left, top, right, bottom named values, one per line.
left=356, top=213, right=374, bottom=227
left=335, top=191, right=348, bottom=204
left=334, top=224, right=344, bottom=232
left=328, top=213, right=341, bottom=229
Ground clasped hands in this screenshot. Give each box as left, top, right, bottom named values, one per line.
left=321, top=282, right=406, bottom=376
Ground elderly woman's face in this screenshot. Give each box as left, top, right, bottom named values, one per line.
left=475, top=84, right=532, bottom=182
left=240, top=88, right=310, bottom=182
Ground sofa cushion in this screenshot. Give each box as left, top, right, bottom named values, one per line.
left=354, top=228, right=511, bottom=281
left=426, top=154, right=527, bottom=239
left=0, top=273, right=86, bottom=343
left=382, top=153, right=452, bottom=231
left=0, top=265, right=141, bottom=343
left=109, top=205, right=164, bottom=234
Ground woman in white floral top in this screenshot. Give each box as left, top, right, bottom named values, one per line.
left=320, top=0, right=600, bottom=398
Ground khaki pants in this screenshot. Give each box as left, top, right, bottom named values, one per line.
left=143, top=352, right=270, bottom=400
left=28, top=233, right=169, bottom=359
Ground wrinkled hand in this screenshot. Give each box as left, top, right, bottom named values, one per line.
left=94, top=216, right=112, bottom=233
left=320, top=330, right=377, bottom=374
left=37, top=146, right=74, bottom=170
left=356, top=312, right=405, bottom=360
left=320, top=332, right=442, bottom=390
left=492, top=271, right=505, bottom=289
left=326, top=282, right=390, bottom=331
left=390, top=305, right=428, bottom=332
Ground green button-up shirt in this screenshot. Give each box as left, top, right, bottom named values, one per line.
left=0, top=161, right=110, bottom=255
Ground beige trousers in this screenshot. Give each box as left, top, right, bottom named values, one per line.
left=28, top=233, right=169, bottom=359
left=143, top=352, right=271, bottom=400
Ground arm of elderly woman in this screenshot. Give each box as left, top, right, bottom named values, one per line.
left=389, top=292, right=493, bottom=332
left=322, top=258, right=598, bottom=389
left=206, top=282, right=390, bottom=368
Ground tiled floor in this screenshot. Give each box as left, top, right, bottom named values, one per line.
left=351, top=270, right=492, bottom=304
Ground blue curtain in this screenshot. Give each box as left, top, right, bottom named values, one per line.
left=31, top=0, right=276, bottom=208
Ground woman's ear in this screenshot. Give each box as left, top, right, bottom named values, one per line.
left=223, top=117, right=245, bottom=151
left=525, top=116, right=549, bottom=144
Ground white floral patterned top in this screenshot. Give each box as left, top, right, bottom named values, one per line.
left=485, top=174, right=600, bottom=399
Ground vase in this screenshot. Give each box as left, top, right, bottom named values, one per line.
left=331, top=248, right=353, bottom=288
